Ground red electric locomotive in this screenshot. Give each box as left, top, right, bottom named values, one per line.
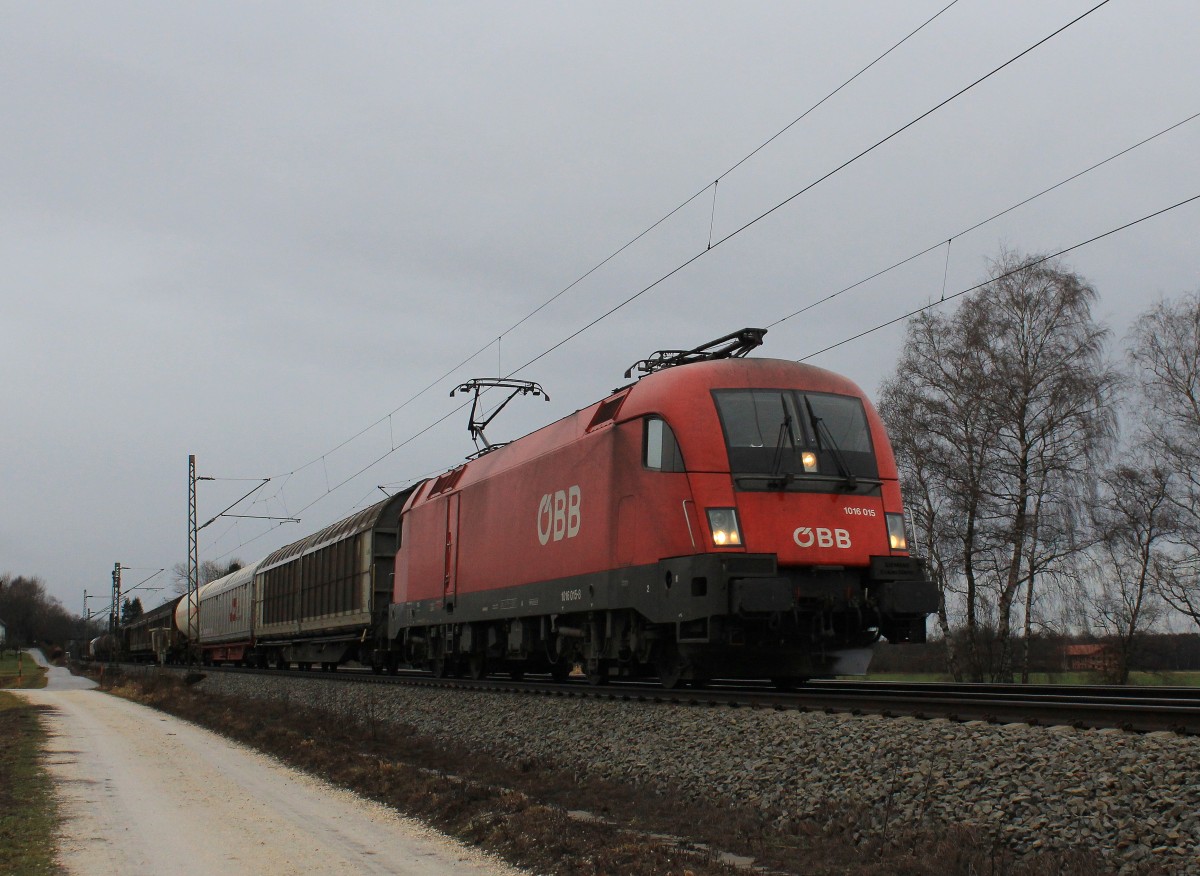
left=389, top=329, right=936, bottom=687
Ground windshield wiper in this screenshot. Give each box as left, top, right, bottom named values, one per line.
left=768, top=394, right=796, bottom=489
left=803, top=396, right=858, bottom=492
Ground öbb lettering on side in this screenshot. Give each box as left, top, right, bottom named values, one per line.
left=537, top=485, right=581, bottom=545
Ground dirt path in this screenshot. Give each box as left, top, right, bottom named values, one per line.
left=14, top=669, right=524, bottom=876
left=22, top=648, right=97, bottom=690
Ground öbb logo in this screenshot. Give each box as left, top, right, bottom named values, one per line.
left=537, top=486, right=581, bottom=545
left=793, top=526, right=851, bottom=549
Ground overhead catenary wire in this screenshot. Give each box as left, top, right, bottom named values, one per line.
left=494, top=0, right=963, bottom=343
left=798, top=192, right=1200, bottom=361
left=203, top=4, right=962, bottom=561
left=765, top=108, right=1200, bottom=328
left=505, top=0, right=1113, bottom=379
left=211, top=400, right=476, bottom=561
left=939, top=239, right=952, bottom=302
left=263, top=0, right=962, bottom=487
left=206, top=0, right=1119, bottom=560
left=208, top=189, right=1200, bottom=565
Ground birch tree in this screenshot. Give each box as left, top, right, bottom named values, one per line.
left=881, top=251, right=1116, bottom=680
left=1128, top=292, right=1200, bottom=628
left=1087, top=465, right=1175, bottom=683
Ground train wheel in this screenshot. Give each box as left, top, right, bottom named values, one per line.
left=584, top=660, right=609, bottom=686
left=467, top=652, right=488, bottom=680
left=430, top=656, right=448, bottom=678
left=654, top=644, right=685, bottom=690
left=508, top=668, right=525, bottom=681
left=549, top=660, right=572, bottom=683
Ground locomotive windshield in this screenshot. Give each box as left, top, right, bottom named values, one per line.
left=713, top=389, right=878, bottom=488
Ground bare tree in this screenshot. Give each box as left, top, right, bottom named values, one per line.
left=0, top=573, right=80, bottom=647
left=985, top=253, right=1117, bottom=679
left=880, top=303, right=998, bottom=680
left=881, top=251, right=1117, bottom=681
left=1086, top=466, right=1176, bottom=683
left=170, top=559, right=244, bottom=595
left=1128, top=292, right=1200, bottom=628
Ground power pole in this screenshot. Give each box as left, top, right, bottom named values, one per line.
left=185, top=454, right=290, bottom=668
left=188, top=454, right=199, bottom=665
left=111, top=562, right=121, bottom=636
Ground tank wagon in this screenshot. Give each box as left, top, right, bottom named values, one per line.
left=387, top=329, right=937, bottom=687
left=87, top=634, right=119, bottom=662
left=124, top=595, right=187, bottom=664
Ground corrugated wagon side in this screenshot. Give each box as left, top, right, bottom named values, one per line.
left=250, top=490, right=413, bottom=671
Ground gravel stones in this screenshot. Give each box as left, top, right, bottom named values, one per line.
left=197, top=673, right=1200, bottom=874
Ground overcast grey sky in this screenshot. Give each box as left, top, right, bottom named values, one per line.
left=2, top=1, right=1197, bottom=616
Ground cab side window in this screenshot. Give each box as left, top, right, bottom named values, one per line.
left=644, top=417, right=686, bottom=472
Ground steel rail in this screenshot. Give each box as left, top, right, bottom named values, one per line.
left=126, top=662, right=1200, bottom=736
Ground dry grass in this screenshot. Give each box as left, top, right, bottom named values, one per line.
left=0, top=651, right=48, bottom=690
left=0, top=692, right=58, bottom=876
left=103, top=670, right=1116, bottom=876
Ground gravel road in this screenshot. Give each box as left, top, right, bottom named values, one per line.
left=15, top=656, right=524, bottom=876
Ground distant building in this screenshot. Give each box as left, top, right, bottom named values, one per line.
left=1064, top=643, right=1117, bottom=673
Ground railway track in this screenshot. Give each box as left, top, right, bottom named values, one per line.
left=127, top=661, right=1200, bottom=736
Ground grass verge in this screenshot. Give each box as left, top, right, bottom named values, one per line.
left=101, top=670, right=1107, bottom=875
left=0, top=652, right=48, bottom=690
left=0, top=691, right=58, bottom=876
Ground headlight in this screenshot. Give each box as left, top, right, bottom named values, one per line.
left=885, top=513, right=908, bottom=552
left=706, top=508, right=742, bottom=547
left=801, top=451, right=818, bottom=472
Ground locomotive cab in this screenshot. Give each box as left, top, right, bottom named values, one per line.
left=612, top=357, right=937, bottom=686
